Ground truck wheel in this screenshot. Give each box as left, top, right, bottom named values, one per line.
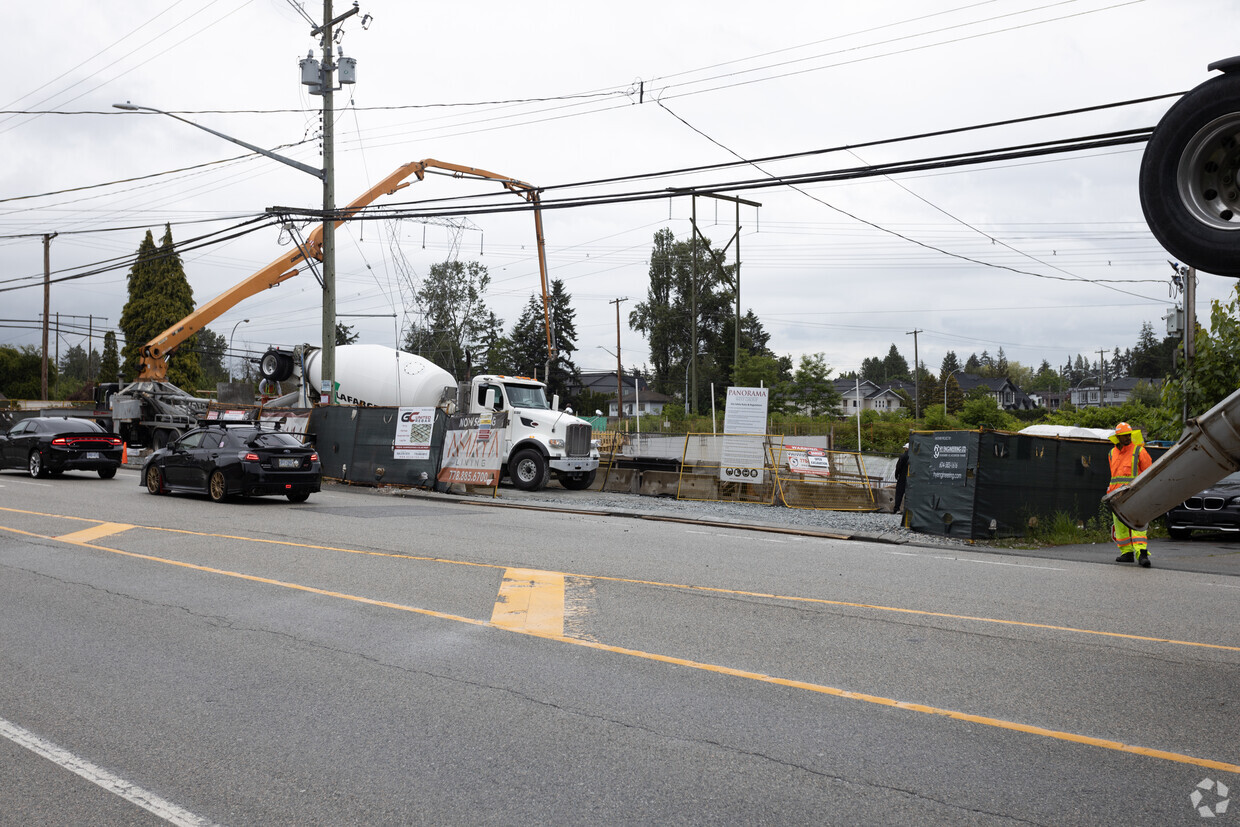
left=1140, top=67, right=1240, bottom=276
left=28, top=450, right=48, bottom=479
left=152, top=429, right=171, bottom=450
left=510, top=448, right=549, bottom=491
left=145, top=465, right=164, bottom=494
left=259, top=349, right=295, bottom=381
left=559, top=469, right=596, bottom=490
left=208, top=470, right=230, bottom=503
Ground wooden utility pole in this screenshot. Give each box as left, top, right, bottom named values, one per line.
left=41, top=233, right=56, bottom=400
left=1097, top=348, right=1107, bottom=407
left=906, top=328, right=922, bottom=419
left=610, top=298, right=627, bottom=423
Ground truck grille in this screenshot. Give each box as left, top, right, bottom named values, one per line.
left=566, top=423, right=591, bottom=457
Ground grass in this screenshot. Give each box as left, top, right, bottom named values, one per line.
left=988, top=507, right=1168, bottom=549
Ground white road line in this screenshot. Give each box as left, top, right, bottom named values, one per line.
left=0, top=717, right=220, bottom=827
left=686, top=529, right=786, bottom=544
left=0, top=479, right=53, bottom=487
left=887, top=550, right=1065, bottom=571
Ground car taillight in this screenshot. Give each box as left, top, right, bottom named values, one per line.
left=244, top=452, right=260, bottom=461
left=52, top=437, right=68, bottom=446
left=108, top=436, right=122, bottom=446
left=310, top=453, right=319, bottom=461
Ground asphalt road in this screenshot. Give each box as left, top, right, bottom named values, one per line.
left=1, top=468, right=1238, bottom=825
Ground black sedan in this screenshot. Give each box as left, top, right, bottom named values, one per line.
left=0, top=416, right=123, bottom=478
left=1165, top=471, right=1240, bottom=540
left=141, top=424, right=321, bottom=503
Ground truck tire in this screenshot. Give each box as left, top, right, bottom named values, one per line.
left=559, top=469, right=596, bottom=490
left=259, top=349, right=295, bottom=382
left=1139, top=64, right=1240, bottom=276
left=510, top=448, right=549, bottom=491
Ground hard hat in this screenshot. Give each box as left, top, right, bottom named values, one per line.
left=1114, top=421, right=1133, bottom=435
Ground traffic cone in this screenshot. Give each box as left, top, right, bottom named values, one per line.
left=122, top=442, right=128, bottom=464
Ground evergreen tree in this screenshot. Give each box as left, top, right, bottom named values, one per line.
left=882, top=344, right=910, bottom=382
left=940, top=351, right=961, bottom=377
left=117, top=225, right=202, bottom=388
left=197, top=327, right=228, bottom=387
left=964, top=352, right=981, bottom=373
left=630, top=228, right=735, bottom=410
left=994, top=347, right=1009, bottom=377
left=100, top=331, right=120, bottom=384
left=335, top=322, right=360, bottom=346
left=0, top=345, right=52, bottom=399
left=58, top=344, right=91, bottom=383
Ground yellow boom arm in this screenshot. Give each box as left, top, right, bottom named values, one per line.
left=137, top=159, right=555, bottom=381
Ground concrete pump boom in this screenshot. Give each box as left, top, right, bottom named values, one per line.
left=136, top=159, right=556, bottom=381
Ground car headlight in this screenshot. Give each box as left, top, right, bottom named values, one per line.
left=591, top=439, right=601, bottom=449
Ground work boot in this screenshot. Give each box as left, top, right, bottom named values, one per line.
left=1115, top=551, right=1134, bottom=563
left=1138, top=551, right=1151, bottom=568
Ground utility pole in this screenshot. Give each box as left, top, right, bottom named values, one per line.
left=319, top=0, right=338, bottom=405
left=610, top=298, right=627, bottom=424
left=41, top=233, right=56, bottom=400
left=686, top=192, right=760, bottom=384
left=906, top=329, right=922, bottom=420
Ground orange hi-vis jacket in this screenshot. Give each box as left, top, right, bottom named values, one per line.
left=1108, top=442, right=1152, bottom=493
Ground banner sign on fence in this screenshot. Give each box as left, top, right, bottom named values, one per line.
left=438, top=411, right=507, bottom=486
left=393, top=407, right=436, bottom=460
left=720, top=387, right=769, bottom=484
left=784, top=444, right=831, bottom=477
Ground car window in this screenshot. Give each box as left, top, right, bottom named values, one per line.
left=177, top=431, right=207, bottom=449
left=251, top=432, right=305, bottom=448
left=7, top=420, right=29, bottom=435
left=200, top=432, right=224, bottom=449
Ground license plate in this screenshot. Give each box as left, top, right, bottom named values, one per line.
left=85, top=452, right=101, bottom=459
left=276, top=457, right=300, bottom=469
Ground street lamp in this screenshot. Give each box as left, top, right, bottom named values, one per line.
left=944, top=368, right=964, bottom=414
left=229, top=319, right=250, bottom=382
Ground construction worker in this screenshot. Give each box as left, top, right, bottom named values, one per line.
left=1107, top=421, right=1153, bottom=567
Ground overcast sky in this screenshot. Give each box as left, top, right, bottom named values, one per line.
left=4, top=0, right=1239, bottom=386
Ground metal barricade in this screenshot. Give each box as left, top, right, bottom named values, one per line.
left=774, top=442, right=877, bottom=511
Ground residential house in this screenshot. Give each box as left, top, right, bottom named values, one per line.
left=1069, top=377, right=1163, bottom=408
left=833, top=378, right=907, bottom=415
left=954, top=373, right=1037, bottom=410
left=572, top=371, right=671, bottom=417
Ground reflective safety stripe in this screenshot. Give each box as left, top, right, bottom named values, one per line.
left=1109, top=451, right=1142, bottom=488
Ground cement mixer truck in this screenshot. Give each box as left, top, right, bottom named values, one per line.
left=258, top=343, right=599, bottom=491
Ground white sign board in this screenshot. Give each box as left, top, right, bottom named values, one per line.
left=393, top=407, right=436, bottom=460
left=720, top=386, right=769, bottom=484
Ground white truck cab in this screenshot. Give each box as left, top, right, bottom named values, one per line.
left=468, top=374, right=599, bottom=491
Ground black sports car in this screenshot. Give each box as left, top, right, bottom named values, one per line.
left=141, top=424, right=321, bottom=503
left=0, top=416, right=123, bottom=478
left=1164, top=471, right=1240, bottom=540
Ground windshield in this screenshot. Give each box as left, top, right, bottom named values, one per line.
left=504, top=383, right=549, bottom=410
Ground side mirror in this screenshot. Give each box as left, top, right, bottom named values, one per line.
left=552, top=394, right=561, bottom=411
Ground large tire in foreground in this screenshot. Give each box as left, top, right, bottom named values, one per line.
left=559, top=469, right=597, bottom=491
left=1140, top=61, right=1240, bottom=276
left=509, top=448, right=549, bottom=491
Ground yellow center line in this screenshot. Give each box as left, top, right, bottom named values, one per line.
left=5, top=523, right=1239, bottom=776
left=491, top=568, right=565, bottom=635
left=2, top=504, right=1238, bottom=655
